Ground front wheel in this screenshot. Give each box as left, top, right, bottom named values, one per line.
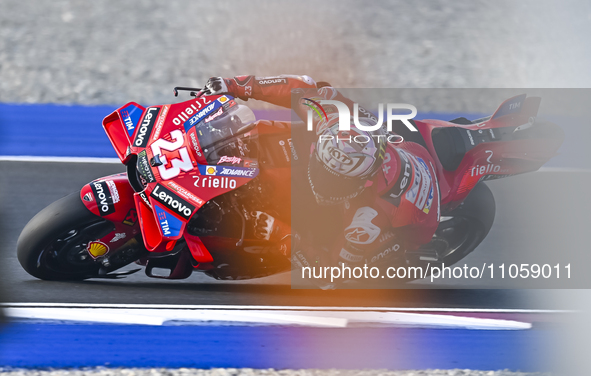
left=17, top=193, right=145, bottom=280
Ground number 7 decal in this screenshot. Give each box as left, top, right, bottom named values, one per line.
left=150, top=129, right=193, bottom=180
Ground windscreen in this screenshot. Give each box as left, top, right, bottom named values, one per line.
left=193, top=103, right=258, bottom=165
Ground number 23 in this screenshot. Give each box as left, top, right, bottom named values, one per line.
left=150, top=130, right=193, bottom=180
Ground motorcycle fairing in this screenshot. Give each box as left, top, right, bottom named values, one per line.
left=133, top=192, right=171, bottom=253
left=414, top=94, right=563, bottom=211
left=145, top=182, right=196, bottom=244
left=102, top=102, right=145, bottom=163
left=102, top=95, right=261, bottom=256
left=476, top=95, right=540, bottom=128
left=153, top=203, right=185, bottom=238
left=119, top=103, right=145, bottom=138
left=184, top=232, right=214, bottom=263
left=79, top=174, right=142, bottom=258
left=136, top=168, right=258, bottom=253
left=491, top=94, right=529, bottom=120
left=80, top=173, right=137, bottom=222
left=181, top=94, right=232, bottom=132
left=197, top=165, right=259, bottom=179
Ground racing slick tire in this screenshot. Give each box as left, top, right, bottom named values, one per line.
left=407, top=182, right=496, bottom=268
left=17, top=192, right=144, bottom=280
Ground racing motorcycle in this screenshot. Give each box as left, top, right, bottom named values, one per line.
left=17, top=89, right=564, bottom=282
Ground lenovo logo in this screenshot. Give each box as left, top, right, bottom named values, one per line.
left=134, top=107, right=160, bottom=147
left=150, top=184, right=195, bottom=219
left=90, top=181, right=115, bottom=216
left=258, top=78, right=287, bottom=85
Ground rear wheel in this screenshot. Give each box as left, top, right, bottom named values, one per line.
left=407, top=182, right=496, bottom=268
left=17, top=193, right=145, bottom=280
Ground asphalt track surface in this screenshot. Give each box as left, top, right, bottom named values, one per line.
left=1, top=160, right=588, bottom=309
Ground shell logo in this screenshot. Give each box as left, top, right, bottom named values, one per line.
left=218, top=95, right=229, bottom=104
left=206, top=166, right=217, bottom=175
left=87, top=241, right=109, bottom=259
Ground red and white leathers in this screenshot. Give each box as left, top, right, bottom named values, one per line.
left=219, top=74, right=440, bottom=270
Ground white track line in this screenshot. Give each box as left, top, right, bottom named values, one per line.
left=4, top=307, right=346, bottom=328
left=5, top=307, right=165, bottom=326
left=3, top=307, right=533, bottom=330
left=0, top=303, right=573, bottom=313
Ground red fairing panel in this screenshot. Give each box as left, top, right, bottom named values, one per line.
left=79, top=173, right=142, bottom=257
left=412, top=96, right=562, bottom=210
left=80, top=173, right=137, bottom=223
left=126, top=96, right=260, bottom=253
left=102, top=102, right=145, bottom=163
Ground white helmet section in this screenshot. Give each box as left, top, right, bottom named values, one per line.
left=315, top=118, right=382, bottom=179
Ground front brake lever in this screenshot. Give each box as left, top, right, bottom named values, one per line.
left=191, top=90, right=206, bottom=98
left=173, top=86, right=205, bottom=97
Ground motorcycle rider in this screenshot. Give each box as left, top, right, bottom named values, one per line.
left=203, top=75, right=440, bottom=288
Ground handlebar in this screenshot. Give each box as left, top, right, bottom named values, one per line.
left=173, top=86, right=206, bottom=98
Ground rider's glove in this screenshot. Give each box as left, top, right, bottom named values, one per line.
left=252, top=211, right=292, bottom=257
left=291, top=236, right=339, bottom=290
left=203, top=75, right=255, bottom=101
left=252, top=211, right=276, bottom=241
left=203, top=77, right=234, bottom=96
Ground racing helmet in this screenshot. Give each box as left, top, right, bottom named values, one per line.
left=308, top=119, right=386, bottom=205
